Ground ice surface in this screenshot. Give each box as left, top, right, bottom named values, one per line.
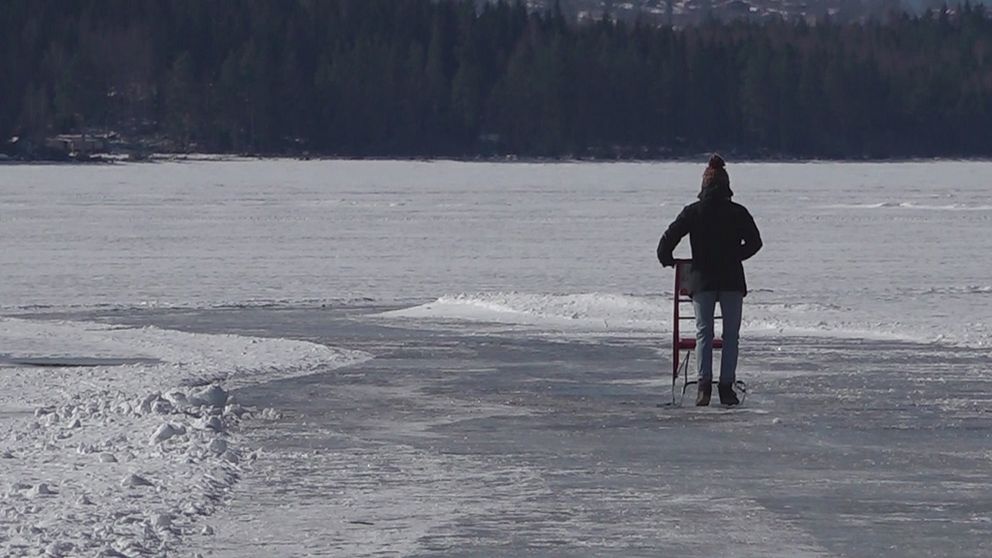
left=1, top=160, right=990, bottom=347
left=167, top=307, right=992, bottom=557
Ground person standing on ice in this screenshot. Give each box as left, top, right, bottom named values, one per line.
left=657, top=154, right=762, bottom=406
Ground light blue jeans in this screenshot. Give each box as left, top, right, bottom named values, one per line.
left=692, top=291, right=744, bottom=385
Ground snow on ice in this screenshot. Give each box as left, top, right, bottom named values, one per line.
left=0, top=316, right=370, bottom=556
left=3, top=160, right=989, bottom=346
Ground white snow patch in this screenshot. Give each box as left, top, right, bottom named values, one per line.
left=27, top=483, right=56, bottom=497
left=188, top=385, right=228, bottom=408
left=120, top=473, right=154, bottom=488
left=823, top=201, right=992, bottom=211
left=0, top=316, right=371, bottom=556
left=379, top=291, right=984, bottom=346
left=149, top=422, right=186, bottom=445
left=379, top=292, right=672, bottom=331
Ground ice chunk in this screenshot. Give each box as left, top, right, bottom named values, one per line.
left=189, top=385, right=228, bottom=408
left=28, top=483, right=56, bottom=497
left=258, top=408, right=281, bottom=420
left=121, top=473, right=153, bottom=488
left=208, top=438, right=228, bottom=455
left=138, top=392, right=161, bottom=414
left=151, top=399, right=174, bottom=414
left=44, top=541, right=74, bottom=557
left=223, top=403, right=246, bottom=417
left=150, top=423, right=186, bottom=445
left=77, top=443, right=97, bottom=454
left=194, top=415, right=224, bottom=432
left=152, top=513, right=172, bottom=529
left=164, top=391, right=189, bottom=408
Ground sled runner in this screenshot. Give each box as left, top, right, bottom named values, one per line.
left=669, top=259, right=747, bottom=406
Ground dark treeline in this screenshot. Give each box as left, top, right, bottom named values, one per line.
left=3, top=0, right=992, bottom=158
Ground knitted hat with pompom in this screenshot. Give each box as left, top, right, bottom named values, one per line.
left=699, top=154, right=733, bottom=199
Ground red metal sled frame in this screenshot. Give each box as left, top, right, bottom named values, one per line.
left=671, top=259, right=747, bottom=406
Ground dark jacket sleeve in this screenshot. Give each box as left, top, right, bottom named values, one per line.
left=738, top=208, right=762, bottom=261
left=657, top=206, right=693, bottom=266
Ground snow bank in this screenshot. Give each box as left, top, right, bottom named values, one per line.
left=379, top=291, right=989, bottom=347
left=380, top=292, right=672, bottom=332
left=0, top=317, right=370, bottom=557
left=823, top=201, right=992, bottom=211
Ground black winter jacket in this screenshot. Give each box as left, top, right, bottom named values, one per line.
left=656, top=187, right=762, bottom=295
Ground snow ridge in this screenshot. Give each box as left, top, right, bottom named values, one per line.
left=823, top=201, right=992, bottom=211
left=379, top=291, right=991, bottom=347
left=0, top=317, right=370, bottom=557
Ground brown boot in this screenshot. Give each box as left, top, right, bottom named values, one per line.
left=695, top=382, right=711, bottom=406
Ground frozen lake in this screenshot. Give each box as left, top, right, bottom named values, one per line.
left=1, top=160, right=990, bottom=556
left=2, top=159, right=991, bottom=345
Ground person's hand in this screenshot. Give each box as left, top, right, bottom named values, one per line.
left=659, top=256, right=675, bottom=268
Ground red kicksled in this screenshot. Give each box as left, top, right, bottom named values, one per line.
left=669, top=259, right=747, bottom=406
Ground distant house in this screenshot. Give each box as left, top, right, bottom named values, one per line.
left=44, top=133, right=116, bottom=157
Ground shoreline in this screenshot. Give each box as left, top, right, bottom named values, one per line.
left=5, top=153, right=992, bottom=166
